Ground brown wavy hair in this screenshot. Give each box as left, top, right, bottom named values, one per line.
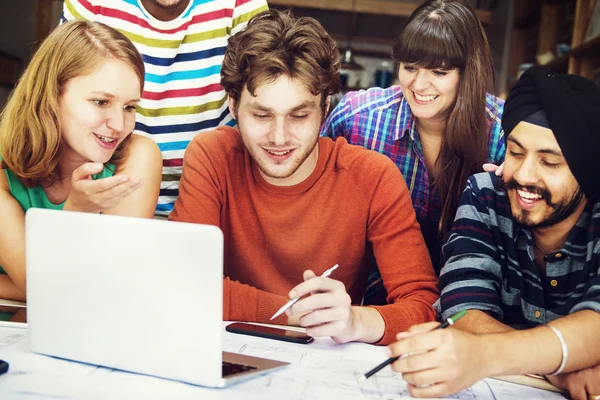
left=220, top=9, right=340, bottom=113
left=392, top=0, right=496, bottom=235
left=0, top=20, right=144, bottom=187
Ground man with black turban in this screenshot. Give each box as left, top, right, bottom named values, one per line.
left=383, top=66, right=600, bottom=400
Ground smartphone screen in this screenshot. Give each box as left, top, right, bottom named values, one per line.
left=226, top=322, right=314, bottom=344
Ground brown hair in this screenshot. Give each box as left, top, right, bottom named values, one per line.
left=0, top=20, right=145, bottom=187
left=220, top=9, right=340, bottom=113
left=392, top=0, right=495, bottom=235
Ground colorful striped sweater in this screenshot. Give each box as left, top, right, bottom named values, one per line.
left=62, top=0, right=268, bottom=214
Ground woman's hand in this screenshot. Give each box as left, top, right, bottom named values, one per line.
left=482, top=162, right=504, bottom=176
left=63, top=162, right=142, bottom=214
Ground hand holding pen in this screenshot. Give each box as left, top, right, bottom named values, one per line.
left=271, top=264, right=358, bottom=342
left=271, top=264, right=339, bottom=320
left=360, top=310, right=467, bottom=382
left=366, top=310, right=491, bottom=398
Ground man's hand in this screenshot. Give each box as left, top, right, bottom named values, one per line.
left=389, top=322, right=489, bottom=398
left=546, top=363, right=600, bottom=400
left=63, top=163, right=142, bottom=214
left=286, top=270, right=355, bottom=342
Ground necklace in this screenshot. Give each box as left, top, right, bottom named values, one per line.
left=534, top=241, right=550, bottom=255
left=534, top=241, right=562, bottom=261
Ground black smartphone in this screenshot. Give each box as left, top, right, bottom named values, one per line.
left=226, top=322, right=314, bottom=344
left=0, top=360, right=9, bottom=375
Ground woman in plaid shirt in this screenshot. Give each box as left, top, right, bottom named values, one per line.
left=321, top=0, right=505, bottom=304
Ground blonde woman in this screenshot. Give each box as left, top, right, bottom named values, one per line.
left=0, top=21, right=162, bottom=303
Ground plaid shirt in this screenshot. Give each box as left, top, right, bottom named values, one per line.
left=321, top=87, right=505, bottom=304
left=437, top=172, right=600, bottom=326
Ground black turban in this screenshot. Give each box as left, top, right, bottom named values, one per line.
left=502, top=65, right=600, bottom=199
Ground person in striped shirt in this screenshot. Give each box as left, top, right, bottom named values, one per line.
left=320, top=0, right=505, bottom=305
left=386, top=66, right=600, bottom=399
left=62, top=0, right=268, bottom=215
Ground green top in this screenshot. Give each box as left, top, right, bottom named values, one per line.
left=0, top=164, right=115, bottom=321
left=4, top=164, right=116, bottom=211
left=0, top=164, right=116, bottom=274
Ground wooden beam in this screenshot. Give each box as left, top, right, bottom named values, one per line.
left=269, top=0, right=354, bottom=13
left=330, top=33, right=394, bottom=47
left=536, top=3, right=560, bottom=55
left=36, top=0, right=64, bottom=49
left=268, top=0, right=491, bottom=24
left=506, top=28, right=527, bottom=84
left=36, top=0, right=54, bottom=48
left=0, top=51, right=21, bottom=87
left=571, top=0, right=593, bottom=49
left=354, top=0, right=420, bottom=17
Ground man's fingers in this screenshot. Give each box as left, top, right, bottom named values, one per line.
left=545, top=374, right=566, bottom=390
left=305, top=320, right=345, bottom=338
left=297, top=306, right=349, bottom=327
left=396, top=322, right=440, bottom=340
left=290, top=276, right=346, bottom=299
left=401, top=366, right=444, bottom=387
left=290, top=292, right=350, bottom=315
left=288, top=270, right=317, bottom=299
left=392, top=352, right=442, bottom=375
left=407, top=381, right=457, bottom=399
left=72, top=162, right=105, bottom=182
left=303, top=270, right=317, bottom=281
left=567, top=384, right=587, bottom=400
left=389, top=331, right=442, bottom=363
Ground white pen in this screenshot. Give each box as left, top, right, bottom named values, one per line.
left=270, top=264, right=339, bottom=321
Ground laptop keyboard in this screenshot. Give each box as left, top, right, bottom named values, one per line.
left=222, top=361, right=258, bottom=377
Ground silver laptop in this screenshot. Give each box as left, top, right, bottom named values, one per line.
left=25, top=208, right=288, bottom=387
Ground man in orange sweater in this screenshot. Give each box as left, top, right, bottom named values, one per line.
left=170, top=10, right=439, bottom=345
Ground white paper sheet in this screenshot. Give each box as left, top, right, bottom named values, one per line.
left=0, top=324, right=567, bottom=400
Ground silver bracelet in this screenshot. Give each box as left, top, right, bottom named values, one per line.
left=547, top=324, right=568, bottom=376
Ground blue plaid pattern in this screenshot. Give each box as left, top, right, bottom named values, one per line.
left=321, top=86, right=505, bottom=304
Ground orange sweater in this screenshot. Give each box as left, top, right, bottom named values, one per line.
left=170, top=127, right=439, bottom=344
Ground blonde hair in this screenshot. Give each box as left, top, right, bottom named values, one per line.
left=0, top=20, right=144, bottom=187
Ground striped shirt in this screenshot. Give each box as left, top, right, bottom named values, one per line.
left=321, top=86, right=505, bottom=303
left=437, top=172, right=600, bottom=328
left=63, top=0, right=268, bottom=215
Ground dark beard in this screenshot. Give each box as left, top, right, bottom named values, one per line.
left=505, top=178, right=585, bottom=229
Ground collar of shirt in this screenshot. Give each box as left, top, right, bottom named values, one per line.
left=395, top=91, right=504, bottom=142
left=512, top=200, right=593, bottom=263
left=395, top=93, right=417, bottom=142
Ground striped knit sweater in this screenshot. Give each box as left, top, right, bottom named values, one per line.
left=437, top=172, right=600, bottom=328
